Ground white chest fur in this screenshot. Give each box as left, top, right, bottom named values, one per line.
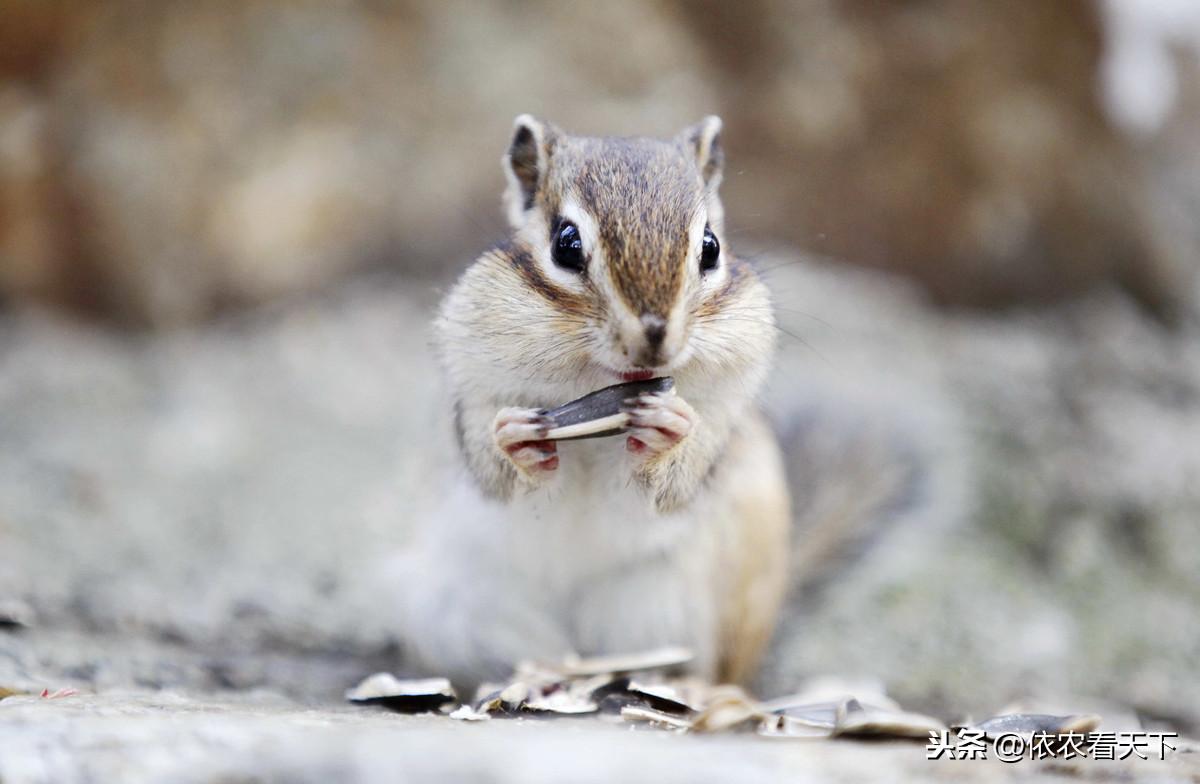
left=396, top=435, right=720, bottom=686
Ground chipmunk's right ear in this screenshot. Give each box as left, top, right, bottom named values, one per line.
left=678, top=115, right=724, bottom=190
left=504, top=114, right=556, bottom=226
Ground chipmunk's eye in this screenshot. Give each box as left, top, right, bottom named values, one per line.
left=699, top=225, right=720, bottom=273
left=552, top=220, right=586, bottom=273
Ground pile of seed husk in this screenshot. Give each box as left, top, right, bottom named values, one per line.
left=345, top=647, right=1102, bottom=740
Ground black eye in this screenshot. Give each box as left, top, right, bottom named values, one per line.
left=700, top=225, right=720, bottom=273
left=552, top=220, right=586, bottom=272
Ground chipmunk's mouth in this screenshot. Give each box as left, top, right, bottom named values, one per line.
left=592, top=360, right=662, bottom=384
left=599, top=354, right=693, bottom=383
left=617, top=369, right=656, bottom=382
left=595, top=344, right=695, bottom=383
left=595, top=363, right=657, bottom=383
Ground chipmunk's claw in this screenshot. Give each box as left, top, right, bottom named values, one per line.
left=622, top=392, right=694, bottom=458
left=494, top=407, right=559, bottom=481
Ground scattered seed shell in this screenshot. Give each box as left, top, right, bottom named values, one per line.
left=762, top=680, right=901, bottom=714
left=620, top=704, right=693, bottom=730
left=690, top=686, right=763, bottom=734
left=591, top=677, right=697, bottom=717
left=524, top=688, right=599, bottom=715
left=832, top=698, right=947, bottom=739
left=0, top=599, right=34, bottom=629
left=473, top=682, right=528, bottom=716
left=344, top=674, right=457, bottom=713
left=758, top=714, right=836, bottom=739
left=343, top=649, right=1113, bottom=747
left=766, top=700, right=841, bottom=730
left=558, top=646, right=693, bottom=678
left=974, top=713, right=1102, bottom=737
left=448, top=704, right=491, bottom=721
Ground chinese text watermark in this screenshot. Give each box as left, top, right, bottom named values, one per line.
left=927, top=729, right=1178, bottom=762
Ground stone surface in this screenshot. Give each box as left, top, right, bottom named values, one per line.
left=1, top=677, right=1196, bottom=783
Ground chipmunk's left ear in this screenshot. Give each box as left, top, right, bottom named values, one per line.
left=504, top=114, right=558, bottom=228
left=678, top=115, right=724, bottom=189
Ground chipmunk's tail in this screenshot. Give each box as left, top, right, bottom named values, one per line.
left=753, top=366, right=972, bottom=692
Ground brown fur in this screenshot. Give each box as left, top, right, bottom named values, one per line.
left=506, top=243, right=592, bottom=315
left=712, top=412, right=791, bottom=683
left=510, top=120, right=715, bottom=322
left=695, top=255, right=754, bottom=319
left=557, top=137, right=699, bottom=318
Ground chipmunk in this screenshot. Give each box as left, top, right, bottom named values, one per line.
left=397, top=115, right=790, bottom=690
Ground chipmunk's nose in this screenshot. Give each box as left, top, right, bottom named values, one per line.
left=641, top=313, right=666, bottom=349
left=633, top=313, right=668, bottom=368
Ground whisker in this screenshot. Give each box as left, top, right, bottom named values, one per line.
left=768, top=306, right=835, bottom=330
left=696, top=314, right=832, bottom=367
left=753, top=258, right=819, bottom=276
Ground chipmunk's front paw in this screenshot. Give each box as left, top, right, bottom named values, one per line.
left=622, top=391, right=695, bottom=460
left=493, top=407, right=558, bottom=484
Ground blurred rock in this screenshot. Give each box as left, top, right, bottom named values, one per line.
left=0, top=0, right=715, bottom=326
left=756, top=256, right=1200, bottom=728
left=681, top=0, right=1196, bottom=316
left=1, top=1, right=1198, bottom=325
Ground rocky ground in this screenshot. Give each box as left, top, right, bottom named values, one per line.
left=2, top=629, right=1197, bottom=784
left=3, top=686, right=1196, bottom=784
left=1, top=254, right=1198, bottom=781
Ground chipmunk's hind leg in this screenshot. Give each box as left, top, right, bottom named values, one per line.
left=713, top=412, right=791, bottom=685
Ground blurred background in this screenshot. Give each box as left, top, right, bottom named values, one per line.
left=2, top=0, right=1199, bottom=733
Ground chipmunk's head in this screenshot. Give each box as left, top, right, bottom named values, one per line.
left=501, top=115, right=763, bottom=384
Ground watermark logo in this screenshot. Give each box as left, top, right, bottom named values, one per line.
left=926, top=729, right=1177, bottom=762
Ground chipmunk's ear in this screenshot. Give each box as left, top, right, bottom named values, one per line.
left=504, top=114, right=556, bottom=226
left=679, top=115, right=724, bottom=190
